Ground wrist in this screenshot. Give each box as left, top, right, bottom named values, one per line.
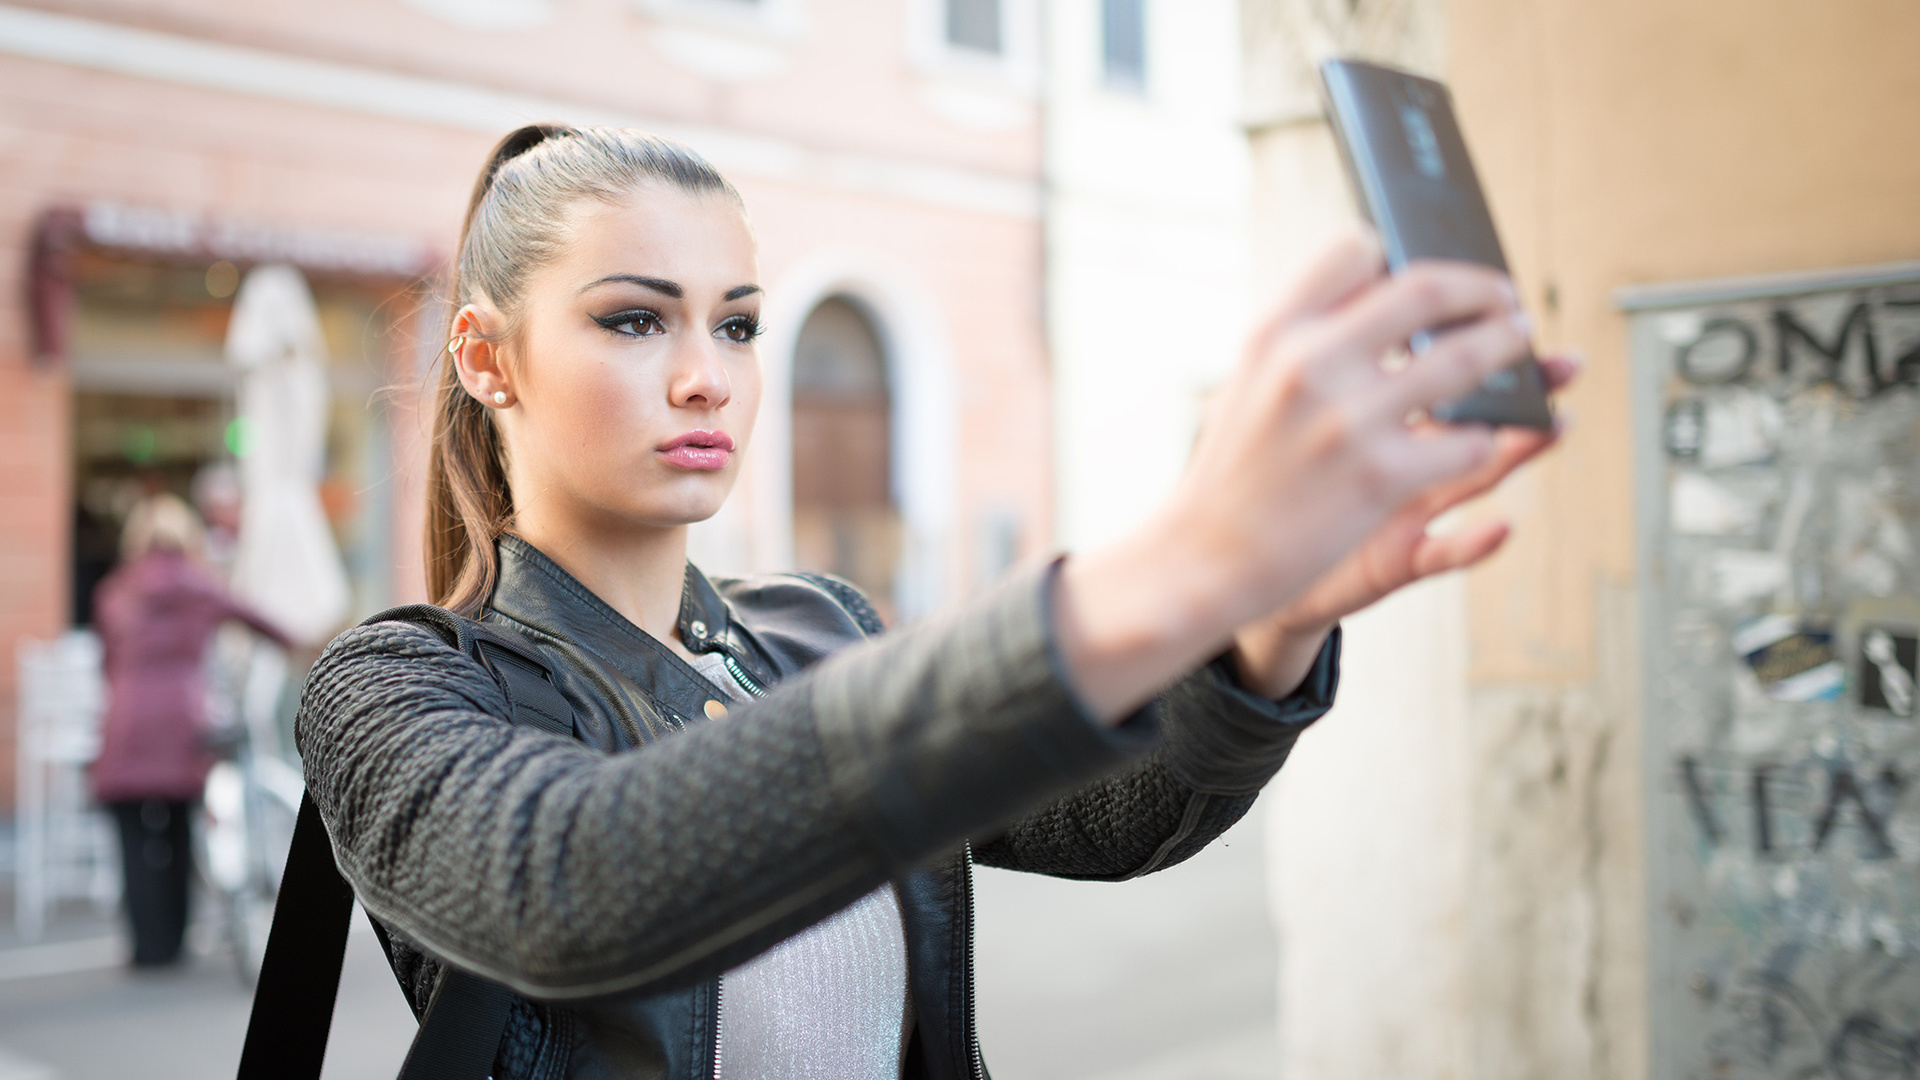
left=1054, top=513, right=1252, bottom=722
left=1231, top=619, right=1336, bottom=700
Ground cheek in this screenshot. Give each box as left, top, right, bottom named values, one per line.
left=524, top=331, right=668, bottom=458
left=578, top=367, right=675, bottom=459
left=730, top=362, right=764, bottom=446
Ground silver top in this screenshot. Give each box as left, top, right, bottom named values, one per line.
left=686, top=650, right=915, bottom=1080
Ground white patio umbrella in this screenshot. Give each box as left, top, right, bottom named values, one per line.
left=224, top=263, right=351, bottom=647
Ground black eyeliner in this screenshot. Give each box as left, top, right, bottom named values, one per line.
left=593, top=308, right=663, bottom=335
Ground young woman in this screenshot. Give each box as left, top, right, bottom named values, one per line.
left=296, top=124, right=1574, bottom=1079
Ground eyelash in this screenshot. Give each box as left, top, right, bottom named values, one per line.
left=594, top=309, right=666, bottom=337
left=718, top=315, right=766, bottom=344
left=593, top=310, right=765, bottom=344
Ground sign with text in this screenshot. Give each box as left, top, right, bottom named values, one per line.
left=1633, top=268, right=1920, bottom=1080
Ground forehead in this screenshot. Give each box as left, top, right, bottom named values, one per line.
left=555, top=185, right=757, bottom=288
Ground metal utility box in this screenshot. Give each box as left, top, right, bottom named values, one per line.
left=1628, top=262, right=1920, bottom=1080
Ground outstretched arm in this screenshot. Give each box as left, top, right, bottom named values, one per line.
left=976, top=632, right=1338, bottom=880
left=299, top=563, right=1153, bottom=1003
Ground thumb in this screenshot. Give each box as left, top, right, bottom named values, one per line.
left=1411, top=519, right=1511, bottom=578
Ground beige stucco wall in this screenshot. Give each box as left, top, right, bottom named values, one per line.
left=1251, top=1, right=1920, bottom=1078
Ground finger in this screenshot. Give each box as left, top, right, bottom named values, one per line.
left=1247, top=229, right=1386, bottom=352
left=1379, top=424, right=1498, bottom=502
left=1410, top=424, right=1556, bottom=516
left=1538, top=351, right=1583, bottom=393
left=1372, top=309, right=1532, bottom=422
left=1410, top=519, right=1512, bottom=578
left=1318, top=260, right=1517, bottom=367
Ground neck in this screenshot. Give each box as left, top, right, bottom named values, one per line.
left=510, top=508, right=691, bottom=652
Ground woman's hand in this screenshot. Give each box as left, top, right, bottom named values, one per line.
left=1228, top=353, right=1580, bottom=698
left=1053, top=230, right=1561, bottom=722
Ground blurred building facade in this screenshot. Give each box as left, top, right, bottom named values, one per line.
left=1042, top=0, right=1250, bottom=554
left=0, top=0, right=1058, bottom=804
left=1242, top=2, right=1920, bottom=1080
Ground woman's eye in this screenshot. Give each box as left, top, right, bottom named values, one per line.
left=717, top=317, right=764, bottom=344
left=597, top=311, right=665, bottom=337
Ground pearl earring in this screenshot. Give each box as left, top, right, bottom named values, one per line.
left=492, top=390, right=507, bottom=406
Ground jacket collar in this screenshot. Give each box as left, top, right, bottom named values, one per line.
left=487, top=533, right=774, bottom=686
left=675, top=560, right=734, bottom=656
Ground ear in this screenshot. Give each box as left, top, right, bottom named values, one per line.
left=450, top=302, right=514, bottom=408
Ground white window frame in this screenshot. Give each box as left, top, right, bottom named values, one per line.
left=907, top=0, right=1041, bottom=94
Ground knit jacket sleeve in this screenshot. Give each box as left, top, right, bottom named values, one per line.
left=295, top=564, right=1156, bottom=1001
left=974, top=629, right=1340, bottom=880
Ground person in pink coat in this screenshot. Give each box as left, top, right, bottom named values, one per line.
left=90, top=493, right=291, bottom=967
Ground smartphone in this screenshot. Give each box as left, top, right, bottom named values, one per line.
left=1320, top=58, right=1555, bottom=429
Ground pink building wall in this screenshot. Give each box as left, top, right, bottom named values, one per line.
left=0, top=0, right=1051, bottom=804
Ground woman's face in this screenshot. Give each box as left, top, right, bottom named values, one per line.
left=483, top=186, right=763, bottom=537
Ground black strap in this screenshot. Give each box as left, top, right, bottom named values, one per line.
left=237, top=611, right=578, bottom=1080
left=476, top=639, right=575, bottom=739
left=236, top=795, right=356, bottom=1080
left=397, top=970, right=518, bottom=1080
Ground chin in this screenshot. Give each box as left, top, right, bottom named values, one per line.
left=629, top=484, right=734, bottom=528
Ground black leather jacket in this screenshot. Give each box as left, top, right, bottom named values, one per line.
left=295, top=535, right=1339, bottom=1080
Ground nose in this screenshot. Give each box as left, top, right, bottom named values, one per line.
left=668, top=334, right=732, bottom=412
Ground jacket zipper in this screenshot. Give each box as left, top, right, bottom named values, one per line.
left=711, top=978, right=725, bottom=1080
left=962, top=842, right=984, bottom=1080
left=711, top=649, right=763, bottom=1080
left=721, top=653, right=767, bottom=698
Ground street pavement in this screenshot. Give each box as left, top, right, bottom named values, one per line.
left=0, top=907, right=414, bottom=1080
left=0, top=797, right=1278, bottom=1080
left=973, top=797, right=1279, bottom=1080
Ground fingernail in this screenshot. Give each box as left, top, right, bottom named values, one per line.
left=1511, top=310, right=1534, bottom=337
left=1497, top=279, right=1519, bottom=307
left=1554, top=407, right=1577, bottom=435
left=1563, top=349, right=1587, bottom=370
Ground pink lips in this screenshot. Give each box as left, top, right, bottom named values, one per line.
left=657, top=429, right=735, bottom=471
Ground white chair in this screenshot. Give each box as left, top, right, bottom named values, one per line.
left=14, top=631, right=118, bottom=941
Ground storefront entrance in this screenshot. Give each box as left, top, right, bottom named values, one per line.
left=62, top=238, right=416, bottom=631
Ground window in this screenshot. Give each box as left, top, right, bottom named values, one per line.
left=1101, top=0, right=1146, bottom=90
left=946, top=0, right=1002, bottom=55
left=790, top=298, right=901, bottom=623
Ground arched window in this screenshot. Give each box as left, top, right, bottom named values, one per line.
left=790, top=297, right=900, bottom=623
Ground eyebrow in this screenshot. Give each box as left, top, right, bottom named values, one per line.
left=580, top=274, right=762, bottom=303
left=582, top=274, right=681, bottom=297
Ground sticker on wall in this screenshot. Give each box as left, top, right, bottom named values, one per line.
left=1671, top=472, right=1761, bottom=535
left=1664, top=395, right=1786, bottom=468
left=1859, top=626, right=1919, bottom=716
left=1665, top=399, right=1705, bottom=459
left=1710, top=550, right=1791, bottom=606
left=1732, top=614, right=1844, bottom=702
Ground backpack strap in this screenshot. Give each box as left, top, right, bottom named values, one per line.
left=237, top=605, right=578, bottom=1080
left=366, top=604, right=574, bottom=739
left=235, top=794, right=356, bottom=1080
